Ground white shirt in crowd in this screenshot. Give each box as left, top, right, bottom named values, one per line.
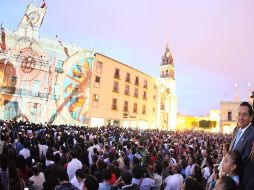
left=29, top=172, right=45, bottom=190
left=88, top=144, right=101, bottom=166
left=19, top=148, right=30, bottom=159
left=164, top=174, right=184, bottom=190
left=71, top=176, right=84, bottom=190
left=67, top=158, right=82, bottom=180
left=153, top=173, right=163, bottom=190
left=53, top=150, right=62, bottom=157
left=202, top=166, right=211, bottom=180
left=185, top=164, right=195, bottom=177
left=45, top=159, right=54, bottom=166
left=38, top=144, right=48, bottom=157
left=131, top=177, right=155, bottom=190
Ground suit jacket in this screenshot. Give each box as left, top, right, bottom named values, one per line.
left=229, top=124, right=254, bottom=160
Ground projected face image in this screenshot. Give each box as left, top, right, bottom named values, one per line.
left=0, top=59, right=17, bottom=106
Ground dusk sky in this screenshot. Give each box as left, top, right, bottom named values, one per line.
left=0, top=0, right=253, bottom=116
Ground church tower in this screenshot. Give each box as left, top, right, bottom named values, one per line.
left=156, top=45, right=177, bottom=130
left=160, top=45, right=175, bottom=80
left=15, top=3, right=47, bottom=39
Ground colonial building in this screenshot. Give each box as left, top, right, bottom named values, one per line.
left=0, top=2, right=177, bottom=129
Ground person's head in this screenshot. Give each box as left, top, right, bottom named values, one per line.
left=237, top=101, right=254, bottom=129
left=201, top=148, right=208, bottom=158
left=222, top=150, right=242, bottom=175
left=57, top=171, right=69, bottom=184
left=54, top=153, right=61, bottom=164
left=70, top=149, right=77, bottom=159
left=121, top=171, right=133, bottom=185
left=23, top=141, right=29, bottom=149
left=132, top=165, right=144, bottom=179
left=172, top=163, right=182, bottom=174
left=84, top=175, right=99, bottom=190
left=75, top=169, right=86, bottom=183
left=192, top=165, right=203, bottom=182
left=102, top=169, right=112, bottom=182
left=32, top=163, right=40, bottom=176
left=187, top=156, right=195, bottom=166
left=181, top=177, right=203, bottom=190
left=214, top=176, right=236, bottom=190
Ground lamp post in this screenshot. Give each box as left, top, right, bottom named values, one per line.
left=251, top=91, right=254, bottom=125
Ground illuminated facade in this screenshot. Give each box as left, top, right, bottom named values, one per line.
left=0, top=3, right=177, bottom=129
left=220, top=101, right=239, bottom=133
left=177, top=110, right=220, bottom=132
left=0, top=3, right=94, bottom=125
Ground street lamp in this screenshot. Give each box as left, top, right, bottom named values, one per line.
left=251, top=91, right=254, bottom=125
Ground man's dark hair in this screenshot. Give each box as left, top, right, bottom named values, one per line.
left=58, top=171, right=69, bottom=182
left=217, top=176, right=236, bottom=190
left=240, top=101, right=254, bottom=116
left=121, top=171, right=133, bottom=185
left=75, top=169, right=86, bottom=179
left=132, top=165, right=144, bottom=179
left=54, top=153, right=61, bottom=163
left=70, top=149, right=77, bottom=158
left=85, top=175, right=99, bottom=190
left=183, top=177, right=203, bottom=190
left=103, top=169, right=112, bottom=180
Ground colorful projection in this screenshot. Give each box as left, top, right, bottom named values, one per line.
left=49, top=50, right=94, bottom=125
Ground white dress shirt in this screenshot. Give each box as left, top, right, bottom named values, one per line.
left=67, top=158, right=83, bottom=180
left=132, top=177, right=155, bottom=190
left=164, top=174, right=184, bottom=190
left=19, top=148, right=30, bottom=159
left=71, top=176, right=84, bottom=190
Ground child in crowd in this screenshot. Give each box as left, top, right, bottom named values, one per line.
left=221, top=150, right=242, bottom=186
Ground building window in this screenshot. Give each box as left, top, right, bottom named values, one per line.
left=142, top=105, right=146, bottom=114
left=162, top=71, right=164, bottom=77
left=123, top=101, right=128, bottom=112
left=113, top=81, right=119, bottom=93
left=114, top=68, right=120, bottom=79
left=55, top=60, right=64, bottom=73
left=228, top=111, right=232, bottom=121
left=143, top=80, right=147, bottom=88
left=124, top=85, right=130, bottom=95
left=32, top=80, right=40, bottom=96
left=94, top=76, right=100, bottom=88
left=11, top=76, right=17, bottom=87
left=135, top=76, right=139, bottom=86
left=134, top=88, right=138, bottom=98
left=93, top=94, right=99, bottom=107
left=112, top=98, right=118, bottom=110
left=143, top=91, right=147, bottom=100
left=133, top=103, right=137, bottom=113
left=96, top=61, right=103, bottom=73
left=165, top=70, right=169, bottom=77
left=125, top=73, right=131, bottom=83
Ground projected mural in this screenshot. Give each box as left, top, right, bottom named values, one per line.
left=49, top=50, right=94, bottom=125
left=0, top=3, right=95, bottom=125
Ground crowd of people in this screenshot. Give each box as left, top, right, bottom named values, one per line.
left=0, top=101, right=253, bottom=190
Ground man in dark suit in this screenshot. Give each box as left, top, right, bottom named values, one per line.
left=229, top=102, right=254, bottom=159
left=229, top=102, right=254, bottom=190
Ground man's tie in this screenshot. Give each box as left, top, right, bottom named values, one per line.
left=233, top=129, right=242, bottom=150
